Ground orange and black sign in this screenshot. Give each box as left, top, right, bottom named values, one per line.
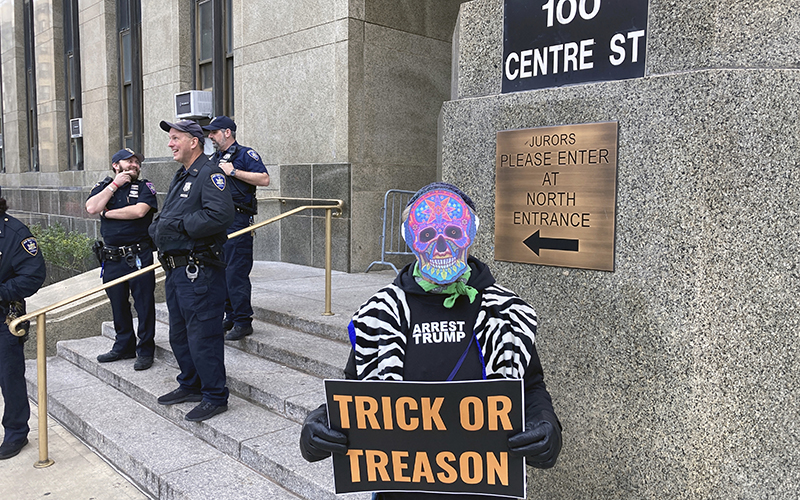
left=325, top=379, right=525, bottom=498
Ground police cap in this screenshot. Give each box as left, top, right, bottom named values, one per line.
left=111, top=148, right=145, bottom=164
left=202, top=116, right=237, bottom=132
left=160, top=120, right=205, bottom=141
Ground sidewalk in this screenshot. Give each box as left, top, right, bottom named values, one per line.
left=0, top=399, right=150, bottom=499
left=0, top=261, right=398, bottom=499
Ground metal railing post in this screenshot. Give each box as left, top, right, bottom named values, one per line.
left=34, top=313, right=53, bottom=468
left=323, top=208, right=333, bottom=316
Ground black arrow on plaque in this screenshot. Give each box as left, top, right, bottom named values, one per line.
left=523, top=230, right=579, bottom=256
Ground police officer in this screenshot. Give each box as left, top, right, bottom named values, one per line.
left=202, top=116, right=270, bottom=341
left=0, top=187, right=46, bottom=459
left=150, top=119, right=234, bottom=422
left=86, top=148, right=158, bottom=371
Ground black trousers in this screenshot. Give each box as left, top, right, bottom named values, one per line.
left=103, top=250, right=156, bottom=358
left=0, top=322, right=28, bottom=444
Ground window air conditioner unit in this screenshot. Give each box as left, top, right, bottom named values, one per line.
left=70, top=118, right=83, bottom=138
left=175, top=90, right=213, bottom=119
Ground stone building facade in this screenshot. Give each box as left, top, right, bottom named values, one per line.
left=2, top=0, right=799, bottom=498
left=0, top=0, right=466, bottom=272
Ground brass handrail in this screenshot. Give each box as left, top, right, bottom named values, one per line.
left=8, top=197, right=343, bottom=468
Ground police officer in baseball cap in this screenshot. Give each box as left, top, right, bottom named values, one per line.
left=86, top=148, right=158, bottom=371
left=203, top=116, right=270, bottom=341
left=151, top=119, right=234, bottom=422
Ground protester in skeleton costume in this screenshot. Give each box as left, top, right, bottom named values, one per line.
left=300, top=183, right=562, bottom=499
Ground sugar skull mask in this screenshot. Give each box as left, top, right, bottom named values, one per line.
left=403, top=188, right=477, bottom=284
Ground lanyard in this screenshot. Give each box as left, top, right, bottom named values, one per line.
left=447, top=331, right=486, bottom=381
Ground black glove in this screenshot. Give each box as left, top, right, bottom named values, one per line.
left=299, top=404, right=348, bottom=462
left=507, top=410, right=562, bottom=468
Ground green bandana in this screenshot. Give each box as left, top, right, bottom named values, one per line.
left=414, top=264, right=479, bottom=308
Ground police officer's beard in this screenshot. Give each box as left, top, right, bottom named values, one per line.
left=0, top=198, right=7, bottom=214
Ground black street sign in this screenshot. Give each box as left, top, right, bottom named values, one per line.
left=503, top=0, right=649, bottom=93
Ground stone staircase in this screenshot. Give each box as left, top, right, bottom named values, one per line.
left=23, top=262, right=396, bottom=500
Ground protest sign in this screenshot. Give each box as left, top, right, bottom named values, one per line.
left=325, top=378, right=525, bottom=498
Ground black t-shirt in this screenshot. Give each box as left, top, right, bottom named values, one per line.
left=402, top=289, right=484, bottom=382
left=89, top=178, right=158, bottom=246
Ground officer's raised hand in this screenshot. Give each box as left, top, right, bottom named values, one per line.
left=112, top=170, right=133, bottom=188
left=507, top=409, right=562, bottom=468
left=217, top=161, right=234, bottom=176
left=300, top=404, right=348, bottom=462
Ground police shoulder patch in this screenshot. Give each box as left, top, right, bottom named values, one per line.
left=22, top=237, right=39, bottom=256
left=247, top=149, right=261, bottom=162
left=211, top=173, right=226, bottom=191
left=146, top=181, right=157, bottom=194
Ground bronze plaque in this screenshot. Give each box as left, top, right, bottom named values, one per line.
left=494, top=122, right=618, bottom=271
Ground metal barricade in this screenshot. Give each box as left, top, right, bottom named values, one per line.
left=365, top=189, right=415, bottom=273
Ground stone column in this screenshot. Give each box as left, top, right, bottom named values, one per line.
left=0, top=0, right=29, bottom=179
left=442, top=1, right=800, bottom=498
left=31, top=0, right=68, bottom=181
left=78, top=0, right=120, bottom=176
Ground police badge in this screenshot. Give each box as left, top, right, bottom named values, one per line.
left=211, top=173, right=226, bottom=191
left=21, top=237, right=39, bottom=256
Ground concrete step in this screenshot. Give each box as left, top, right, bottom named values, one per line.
left=153, top=302, right=351, bottom=379
left=250, top=302, right=351, bottom=343
left=25, top=356, right=301, bottom=500
left=49, top=336, right=371, bottom=500
left=95, top=324, right=325, bottom=425
left=153, top=299, right=351, bottom=345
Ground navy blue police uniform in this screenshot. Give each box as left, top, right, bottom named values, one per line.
left=89, top=178, right=158, bottom=360
left=149, top=154, right=234, bottom=407
left=210, top=142, right=268, bottom=329
left=0, top=212, right=45, bottom=453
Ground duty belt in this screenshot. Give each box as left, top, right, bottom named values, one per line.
left=159, top=254, right=195, bottom=270
left=159, top=252, right=226, bottom=271
left=235, top=206, right=257, bottom=215
left=102, top=242, right=150, bottom=260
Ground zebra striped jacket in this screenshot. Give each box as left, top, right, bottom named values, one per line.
left=347, top=259, right=540, bottom=384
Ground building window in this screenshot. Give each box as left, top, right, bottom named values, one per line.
left=0, top=32, right=5, bottom=174
left=224, top=0, right=233, bottom=114
left=23, top=0, right=39, bottom=172
left=64, top=0, right=83, bottom=170
left=117, top=0, right=143, bottom=151
left=194, top=0, right=233, bottom=117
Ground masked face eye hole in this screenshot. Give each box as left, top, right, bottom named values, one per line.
left=445, top=226, right=462, bottom=239
left=419, top=227, right=437, bottom=243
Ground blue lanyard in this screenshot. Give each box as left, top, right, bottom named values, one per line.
left=447, top=331, right=486, bottom=381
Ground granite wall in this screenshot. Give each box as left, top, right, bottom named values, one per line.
left=441, top=0, right=799, bottom=498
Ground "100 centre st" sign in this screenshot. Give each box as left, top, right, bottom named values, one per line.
left=502, top=0, right=649, bottom=92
